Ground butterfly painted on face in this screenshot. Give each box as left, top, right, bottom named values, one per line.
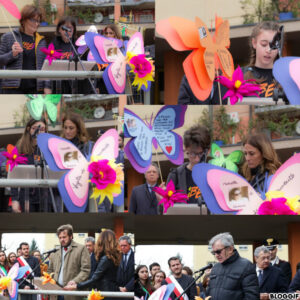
left=209, top=143, right=243, bottom=173
left=37, top=129, right=123, bottom=212
left=124, top=106, right=187, bottom=173
left=85, top=31, right=147, bottom=94
left=156, top=16, right=234, bottom=101
left=192, top=153, right=300, bottom=214
left=26, top=94, right=62, bottom=126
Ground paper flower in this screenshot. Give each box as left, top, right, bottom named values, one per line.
left=88, top=289, right=104, bottom=300
left=129, top=54, right=154, bottom=90
left=40, top=43, right=63, bottom=65
left=1, top=144, right=28, bottom=172
left=0, top=263, right=29, bottom=300
left=41, top=272, right=56, bottom=285
left=257, top=197, right=297, bottom=215
left=216, top=66, right=261, bottom=105
left=153, top=180, right=188, bottom=213
left=265, top=191, right=300, bottom=213
left=88, top=156, right=123, bottom=204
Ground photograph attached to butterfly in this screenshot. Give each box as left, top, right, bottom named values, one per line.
left=228, top=187, right=249, bottom=210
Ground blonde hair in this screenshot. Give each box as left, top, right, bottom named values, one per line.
left=242, top=132, right=281, bottom=181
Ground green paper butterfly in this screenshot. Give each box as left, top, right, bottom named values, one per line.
left=26, top=95, right=62, bottom=126
left=209, top=142, right=243, bottom=173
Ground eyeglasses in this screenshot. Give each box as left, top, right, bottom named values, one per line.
left=29, top=18, right=40, bottom=24
left=186, top=151, right=204, bottom=159
left=211, top=246, right=228, bottom=256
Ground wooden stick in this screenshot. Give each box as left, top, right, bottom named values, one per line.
left=216, top=68, right=222, bottom=105
left=155, top=149, right=163, bottom=184
left=0, top=6, right=18, bottom=43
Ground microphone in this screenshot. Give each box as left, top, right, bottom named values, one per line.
left=194, top=263, right=213, bottom=274
left=32, top=125, right=41, bottom=139
left=61, top=25, right=72, bottom=32
left=42, top=248, right=59, bottom=255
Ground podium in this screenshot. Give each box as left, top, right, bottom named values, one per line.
left=34, top=277, right=63, bottom=300
left=164, top=203, right=208, bottom=215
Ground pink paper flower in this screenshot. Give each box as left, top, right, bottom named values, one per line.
left=88, top=159, right=117, bottom=190
left=153, top=180, right=188, bottom=213
left=257, top=197, right=298, bottom=215
left=40, top=43, right=63, bottom=65
left=2, top=144, right=28, bottom=172
left=130, top=54, right=152, bottom=78
left=216, top=66, right=261, bottom=105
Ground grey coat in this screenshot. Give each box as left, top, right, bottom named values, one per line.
left=0, top=29, right=50, bottom=91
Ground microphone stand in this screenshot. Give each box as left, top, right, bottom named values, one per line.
left=61, top=29, right=97, bottom=95
left=174, top=269, right=205, bottom=300
left=18, top=251, right=52, bottom=288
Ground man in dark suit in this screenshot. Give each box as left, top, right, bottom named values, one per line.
left=85, top=236, right=97, bottom=279
left=117, top=235, right=134, bottom=292
left=262, top=237, right=292, bottom=284
left=129, top=163, right=162, bottom=215
left=254, top=245, right=288, bottom=300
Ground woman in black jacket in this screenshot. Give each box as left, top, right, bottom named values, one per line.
left=65, top=229, right=121, bottom=298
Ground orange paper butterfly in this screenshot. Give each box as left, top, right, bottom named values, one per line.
left=156, top=16, right=234, bottom=101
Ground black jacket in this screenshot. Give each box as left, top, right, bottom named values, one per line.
left=207, top=250, right=259, bottom=300
left=258, top=265, right=289, bottom=293
left=77, top=255, right=119, bottom=292
left=0, top=29, right=50, bottom=91
left=273, top=259, right=292, bottom=284
left=178, top=75, right=228, bottom=105
left=117, top=250, right=134, bottom=291
left=289, top=269, right=300, bottom=292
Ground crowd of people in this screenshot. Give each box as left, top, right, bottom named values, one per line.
left=0, top=5, right=134, bottom=94
left=135, top=234, right=300, bottom=300
left=0, top=111, right=124, bottom=213
left=129, top=123, right=282, bottom=215
left=0, top=225, right=134, bottom=300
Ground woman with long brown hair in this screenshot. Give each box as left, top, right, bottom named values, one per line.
left=61, top=112, right=93, bottom=158
left=0, top=251, right=9, bottom=275
left=242, top=132, right=281, bottom=198
left=11, top=118, right=49, bottom=213
left=134, top=265, right=154, bottom=298
left=65, top=230, right=121, bottom=297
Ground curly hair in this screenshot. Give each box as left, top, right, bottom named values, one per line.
left=242, top=132, right=281, bottom=181
left=94, top=229, right=121, bottom=266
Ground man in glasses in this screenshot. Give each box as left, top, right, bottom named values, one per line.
left=262, top=237, right=292, bottom=284
left=206, top=232, right=259, bottom=300
left=167, top=125, right=211, bottom=204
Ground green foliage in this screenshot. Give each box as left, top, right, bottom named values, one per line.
left=13, top=104, right=30, bottom=127
left=30, top=239, right=39, bottom=253
left=266, top=113, right=297, bottom=136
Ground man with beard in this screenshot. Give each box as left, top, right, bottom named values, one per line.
left=162, top=257, right=196, bottom=300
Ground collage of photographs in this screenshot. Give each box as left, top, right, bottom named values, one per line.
left=0, top=0, right=300, bottom=300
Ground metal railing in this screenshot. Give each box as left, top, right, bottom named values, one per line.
left=0, top=70, right=103, bottom=79
left=18, top=289, right=133, bottom=298
left=0, top=179, right=58, bottom=188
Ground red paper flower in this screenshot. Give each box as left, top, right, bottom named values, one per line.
left=40, top=43, right=63, bottom=65
left=216, top=66, right=261, bottom=105
left=2, top=144, right=28, bottom=172
left=257, top=197, right=298, bottom=215
left=153, top=180, right=188, bottom=213
left=88, top=159, right=117, bottom=190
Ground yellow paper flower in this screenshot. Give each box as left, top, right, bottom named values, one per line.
left=265, top=191, right=285, bottom=201
left=41, top=272, right=56, bottom=285
left=0, top=277, right=12, bottom=290
left=88, top=289, right=104, bottom=300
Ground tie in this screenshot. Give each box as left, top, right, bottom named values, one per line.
left=123, top=253, right=127, bottom=268
left=64, top=247, right=68, bottom=252
left=258, top=270, right=263, bottom=284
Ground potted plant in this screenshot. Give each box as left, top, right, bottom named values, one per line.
left=270, top=0, right=298, bottom=20
left=240, top=0, right=276, bottom=23
left=266, top=113, right=297, bottom=139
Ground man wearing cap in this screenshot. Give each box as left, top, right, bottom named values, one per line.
left=263, top=237, right=292, bottom=283
left=254, top=246, right=288, bottom=300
